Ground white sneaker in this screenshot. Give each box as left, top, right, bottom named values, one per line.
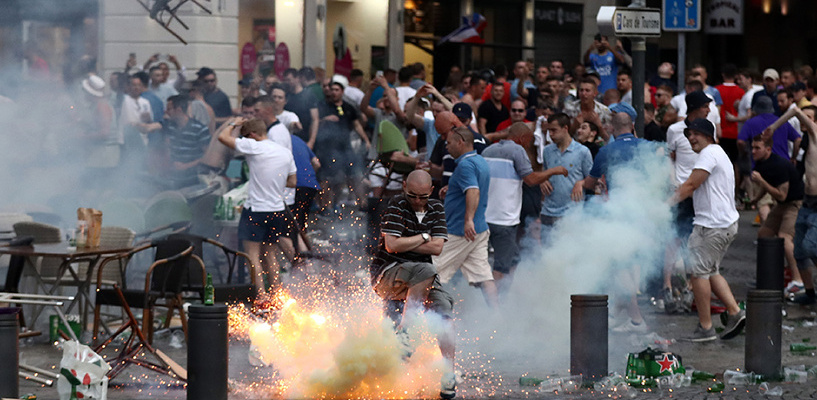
left=785, top=281, right=805, bottom=296
left=611, top=320, right=649, bottom=334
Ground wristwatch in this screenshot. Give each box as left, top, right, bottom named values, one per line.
left=421, top=233, right=430, bottom=242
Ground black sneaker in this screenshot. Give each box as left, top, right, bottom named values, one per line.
left=684, top=323, right=717, bottom=342
left=791, top=293, right=817, bottom=305
left=440, top=370, right=456, bottom=399
left=720, top=309, right=746, bottom=340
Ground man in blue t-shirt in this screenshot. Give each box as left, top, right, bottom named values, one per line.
left=433, top=126, right=498, bottom=307
left=575, top=103, right=650, bottom=334
left=583, top=34, right=627, bottom=94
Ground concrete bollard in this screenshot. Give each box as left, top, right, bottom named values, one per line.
left=188, top=304, right=229, bottom=400
left=570, top=295, right=608, bottom=382
left=756, top=237, right=784, bottom=291
left=745, top=290, right=782, bottom=380
left=0, top=308, right=20, bottom=398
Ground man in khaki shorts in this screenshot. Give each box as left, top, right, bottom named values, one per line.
left=434, top=127, right=499, bottom=308
left=671, top=119, right=745, bottom=342
left=749, top=134, right=805, bottom=297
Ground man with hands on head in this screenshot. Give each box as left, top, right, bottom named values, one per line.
left=218, top=116, right=297, bottom=295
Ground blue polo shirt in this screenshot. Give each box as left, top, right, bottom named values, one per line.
left=541, top=139, right=593, bottom=218
left=445, top=151, right=490, bottom=236
left=589, top=133, right=644, bottom=189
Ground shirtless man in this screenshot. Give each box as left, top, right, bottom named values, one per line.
left=763, top=105, right=817, bottom=304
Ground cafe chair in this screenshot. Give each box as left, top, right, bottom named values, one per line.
left=167, top=233, right=255, bottom=303
left=13, top=221, right=65, bottom=290
left=92, top=238, right=204, bottom=344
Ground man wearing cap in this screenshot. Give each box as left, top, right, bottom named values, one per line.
left=738, top=96, right=801, bottom=163
left=671, top=118, right=745, bottom=341
left=197, top=67, right=233, bottom=125
left=792, top=81, right=813, bottom=109
left=574, top=104, right=651, bottom=333
left=752, top=68, right=782, bottom=115
left=663, top=90, right=714, bottom=311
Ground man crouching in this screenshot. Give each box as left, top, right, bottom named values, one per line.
left=369, top=170, right=457, bottom=399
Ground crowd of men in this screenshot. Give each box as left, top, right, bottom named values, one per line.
left=25, top=37, right=817, bottom=398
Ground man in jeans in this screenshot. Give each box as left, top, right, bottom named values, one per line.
left=671, top=118, right=745, bottom=341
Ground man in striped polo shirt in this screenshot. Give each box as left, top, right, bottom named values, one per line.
left=369, top=169, right=457, bottom=399
left=164, top=94, right=211, bottom=188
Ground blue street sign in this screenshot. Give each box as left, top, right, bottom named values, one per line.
left=663, top=0, right=701, bottom=31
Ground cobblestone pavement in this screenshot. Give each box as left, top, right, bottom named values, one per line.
left=16, top=210, right=817, bottom=399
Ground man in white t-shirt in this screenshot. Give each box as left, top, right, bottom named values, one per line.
left=671, top=118, right=745, bottom=342
left=670, top=80, right=721, bottom=134
left=218, top=117, right=297, bottom=294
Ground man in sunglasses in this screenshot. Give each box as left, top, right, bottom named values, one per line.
left=196, top=67, right=232, bottom=126
left=369, top=169, right=457, bottom=399
left=484, top=99, right=533, bottom=143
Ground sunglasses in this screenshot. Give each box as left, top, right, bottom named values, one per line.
left=203, top=79, right=216, bottom=83
left=511, top=108, right=526, bottom=112
left=405, top=192, right=431, bottom=199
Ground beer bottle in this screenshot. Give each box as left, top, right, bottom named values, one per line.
left=204, top=273, right=215, bottom=305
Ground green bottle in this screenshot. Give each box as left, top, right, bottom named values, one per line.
left=790, top=343, right=817, bottom=352
left=204, top=273, right=214, bottom=305
left=213, top=197, right=223, bottom=220
left=519, top=376, right=544, bottom=386
left=691, top=370, right=716, bottom=381
left=707, top=381, right=725, bottom=392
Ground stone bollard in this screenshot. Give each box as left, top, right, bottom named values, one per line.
left=188, top=304, right=228, bottom=400
left=0, top=308, right=20, bottom=398
left=745, top=290, right=782, bottom=380
left=570, top=295, right=608, bottom=382
left=756, top=237, right=784, bottom=291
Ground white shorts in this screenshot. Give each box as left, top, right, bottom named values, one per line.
left=432, top=231, right=493, bottom=284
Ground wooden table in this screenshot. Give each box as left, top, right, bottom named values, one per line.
left=0, top=243, right=133, bottom=330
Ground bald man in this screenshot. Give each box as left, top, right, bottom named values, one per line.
left=483, top=122, right=567, bottom=292
left=369, top=169, right=457, bottom=398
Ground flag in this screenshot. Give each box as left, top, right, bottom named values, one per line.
left=439, top=13, right=486, bottom=45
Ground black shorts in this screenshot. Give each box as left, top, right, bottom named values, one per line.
left=237, top=207, right=292, bottom=243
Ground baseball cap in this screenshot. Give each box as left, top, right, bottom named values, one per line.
left=684, top=118, right=715, bottom=138
left=331, top=74, right=348, bottom=89
left=196, top=67, right=215, bottom=78
left=452, top=103, right=472, bottom=120
left=763, top=68, right=780, bottom=81
left=791, top=81, right=807, bottom=92
left=609, top=102, right=637, bottom=121
left=238, top=75, right=253, bottom=87
left=434, top=111, right=464, bottom=134
left=685, top=90, right=711, bottom=111
left=752, top=96, right=775, bottom=115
